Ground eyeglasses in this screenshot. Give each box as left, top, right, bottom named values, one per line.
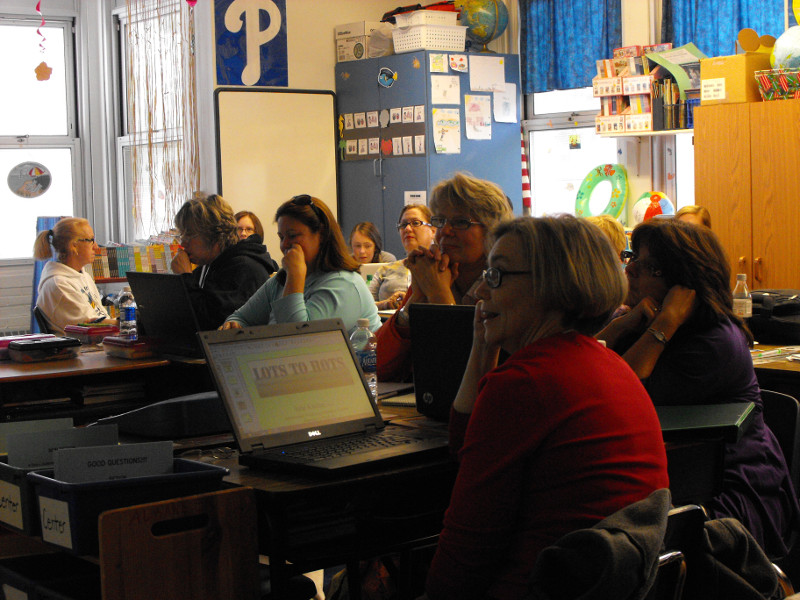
left=292, top=194, right=326, bottom=223
left=430, top=216, right=483, bottom=230
left=178, top=233, right=198, bottom=245
left=621, top=250, right=663, bottom=278
left=76, top=238, right=95, bottom=244
left=481, top=267, right=531, bottom=289
left=236, top=226, right=255, bottom=235
left=396, top=219, right=432, bottom=231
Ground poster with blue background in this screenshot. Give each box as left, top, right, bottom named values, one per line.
left=215, top=0, right=288, bottom=86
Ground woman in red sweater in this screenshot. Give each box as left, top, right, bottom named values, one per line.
left=424, top=216, right=670, bottom=600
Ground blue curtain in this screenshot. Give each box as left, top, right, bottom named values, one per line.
left=520, top=0, right=622, bottom=94
left=31, top=216, right=66, bottom=333
left=663, top=0, right=784, bottom=58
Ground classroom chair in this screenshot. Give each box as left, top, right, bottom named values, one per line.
left=32, top=306, right=52, bottom=334
left=761, top=390, right=800, bottom=493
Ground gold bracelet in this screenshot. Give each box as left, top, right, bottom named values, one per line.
left=647, top=327, right=668, bottom=345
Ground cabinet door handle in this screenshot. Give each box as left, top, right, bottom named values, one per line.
left=738, top=256, right=747, bottom=270
left=373, top=158, right=382, bottom=178
left=754, top=257, right=763, bottom=283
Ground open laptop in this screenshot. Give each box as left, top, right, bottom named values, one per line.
left=409, top=304, right=475, bottom=421
left=359, top=262, right=389, bottom=283
left=198, top=319, right=449, bottom=475
left=126, top=271, right=203, bottom=358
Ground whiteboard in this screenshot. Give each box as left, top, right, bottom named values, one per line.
left=215, top=88, right=339, bottom=261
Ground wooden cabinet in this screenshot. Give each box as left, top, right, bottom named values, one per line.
left=694, top=100, right=800, bottom=289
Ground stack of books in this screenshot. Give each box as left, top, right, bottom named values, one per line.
left=92, top=242, right=182, bottom=280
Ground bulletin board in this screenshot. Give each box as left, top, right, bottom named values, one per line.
left=215, top=88, right=339, bottom=260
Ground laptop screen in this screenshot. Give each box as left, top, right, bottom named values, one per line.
left=202, top=323, right=379, bottom=450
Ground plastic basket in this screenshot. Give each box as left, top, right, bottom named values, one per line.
left=28, top=458, right=228, bottom=555
left=754, top=68, right=800, bottom=101
left=394, top=10, right=458, bottom=27
left=0, top=554, right=99, bottom=600
left=392, top=24, right=466, bottom=53
left=0, top=457, right=47, bottom=535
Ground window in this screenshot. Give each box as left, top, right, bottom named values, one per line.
left=524, top=89, right=619, bottom=217
left=116, top=0, right=199, bottom=242
left=0, top=19, right=78, bottom=260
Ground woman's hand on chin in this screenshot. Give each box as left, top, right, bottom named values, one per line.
left=659, top=285, right=697, bottom=328
left=407, top=250, right=456, bottom=304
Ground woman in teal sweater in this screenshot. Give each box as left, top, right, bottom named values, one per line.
left=223, top=195, right=380, bottom=334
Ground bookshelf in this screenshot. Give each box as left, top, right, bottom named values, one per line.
left=599, top=128, right=693, bottom=138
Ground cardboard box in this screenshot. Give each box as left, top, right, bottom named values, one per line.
left=335, top=21, right=383, bottom=63
left=700, top=52, right=772, bottom=105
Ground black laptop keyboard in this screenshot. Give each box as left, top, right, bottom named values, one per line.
left=271, top=431, right=419, bottom=463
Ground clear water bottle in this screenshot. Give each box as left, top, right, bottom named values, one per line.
left=350, top=318, right=378, bottom=402
left=733, top=273, right=752, bottom=318
left=118, top=286, right=138, bottom=340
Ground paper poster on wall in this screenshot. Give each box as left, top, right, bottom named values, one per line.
left=402, top=106, right=414, bottom=123
left=402, top=136, right=414, bottom=154
left=432, top=107, right=461, bottom=154
left=414, top=105, right=425, bottom=122
left=415, top=134, right=425, bottom=154
left=366, top=111, right=379, bottom=128
left=368, top=138, right=380, bottom=154
left=431, top=75, right=460, bottom=105
left=449, top=54, right=468, bottom=72
left=354, top=112, right=367, bottom=128
left=465, top=95, right=491, bottom=140
left=405, top=190, right=427, bottom=205
left=390, top=108, right=402, bottom=123
left=469, top=55, right=506, bottom=92
left=429, top=53, right=448, bottom=73
left=215, top=0, right=288, bottom=87
left=392, top=137, right=403, bottom=155
left=358, top=139, right=368, bottom=155
left=344, top=114, right=354, bottom=129
left=493, top=82, right=517, bottom=123
left=380, top=109, right=391, bottom=127
left=346, top=139, right=357, bottom=155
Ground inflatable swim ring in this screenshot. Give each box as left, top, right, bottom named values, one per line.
left=575, top=164, right=627, bottom=219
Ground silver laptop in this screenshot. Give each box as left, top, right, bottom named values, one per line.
left=198, top=319, right=448, bottom=475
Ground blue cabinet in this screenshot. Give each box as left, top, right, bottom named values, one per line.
left=335, top=51, right=521, bottom=258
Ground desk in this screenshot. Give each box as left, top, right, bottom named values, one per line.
left=753, top=344, right=800, bottom=398
left=0, top=351, right=214, bottom=424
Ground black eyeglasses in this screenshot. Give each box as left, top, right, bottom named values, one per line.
left=396, top=219, right=431, bottom=231
left=621, top=250, right=663, bottom=278
left=481, top=267, right=531, bottom=289
left=292, top=194, right=325, bottom=223
left=430, top=216, right=483, bottom=230
left=76, top=238, right=95, bottom=244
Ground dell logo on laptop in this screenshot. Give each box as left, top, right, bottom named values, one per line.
left=307, top=430, right=322, bottom=437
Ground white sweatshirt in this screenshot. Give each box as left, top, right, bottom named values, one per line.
left=36, top=261, right=109, bottom=335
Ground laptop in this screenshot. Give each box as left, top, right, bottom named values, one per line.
left=198, top=319, right=449, bottom=475
left=359, top=262, right=390, bottom=283
left=126, top=271, right=203, bottom=358
left=409, top=304, right=475, bottom=421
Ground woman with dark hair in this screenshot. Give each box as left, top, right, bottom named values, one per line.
left=223, top=195, right=380, bottom=334
left=172, top=194, right=276, bottom=330
left=424, top=216, right=668, bottom=599
left=350, top=221, right=396, bottom=264
left=598, top=219, right=799, bottom=558
left=234, top=210, right=265, bottom=241
left=33, top=217, right=115, bottom=335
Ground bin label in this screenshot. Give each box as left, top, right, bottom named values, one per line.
left=0, top=480, right=22, bottom=530
left=39, top=496, right=72, bottom=549
left=2, top=584, right=27, bottom=600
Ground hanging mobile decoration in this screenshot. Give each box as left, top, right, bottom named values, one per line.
left=186, top=0, right=197, bottom=6
left=35, top=1, right=46, bottom=52
left=34, top=1, right=52, bottom=81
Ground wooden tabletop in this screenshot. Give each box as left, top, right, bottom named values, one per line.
left=751, top=343, right=800, bottom=373
left=0, top=350, right=169, bottom=383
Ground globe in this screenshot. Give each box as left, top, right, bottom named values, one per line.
left=457, top=0, right=509, bottom=53
left=771, top=25, right=800, bottom=70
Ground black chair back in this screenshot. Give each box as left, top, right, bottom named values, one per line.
left=32, top=306, right=51, bottom=334
left=761, top=389, right=800, bottom=492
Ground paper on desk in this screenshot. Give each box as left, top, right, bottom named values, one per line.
left=7, top=424, right=118, bottom=469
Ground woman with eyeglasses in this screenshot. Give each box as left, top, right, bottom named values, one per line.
left=234, top=210, right=265, bottom=241
left=33, top=217, right=116, bottom=335
left=424, top=216, right=668, bottom=600
left=368, top=204, right=435, bottom=311
left=171, top=195, right=277, bottom=330
left=349, top=221, right=396, bottom=265
left=222, top=195, right=380, bottom=334
left=377, top=173, right=513, bottom=381
left=597, top=219, right=798, bottom=559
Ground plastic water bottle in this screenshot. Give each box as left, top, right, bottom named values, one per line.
left=118, top=286, right=138, bottom=340
left=350, top=318, right=378, bottom=402
left=733, top=273, right=752, bottom=318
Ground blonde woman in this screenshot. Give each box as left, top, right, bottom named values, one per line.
left=33, top=217, right=114, bottom=335
left=675, top=205, right=712, bottom=228
left=586, top=214, right=627, bottom=261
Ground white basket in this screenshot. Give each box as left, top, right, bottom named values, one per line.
left=392, top=24, right=467, bottom=53
left=394, top=10, right=458, bottom=27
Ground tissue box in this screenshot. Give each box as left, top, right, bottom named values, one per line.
left=700, top=52, right=772, bottom=105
